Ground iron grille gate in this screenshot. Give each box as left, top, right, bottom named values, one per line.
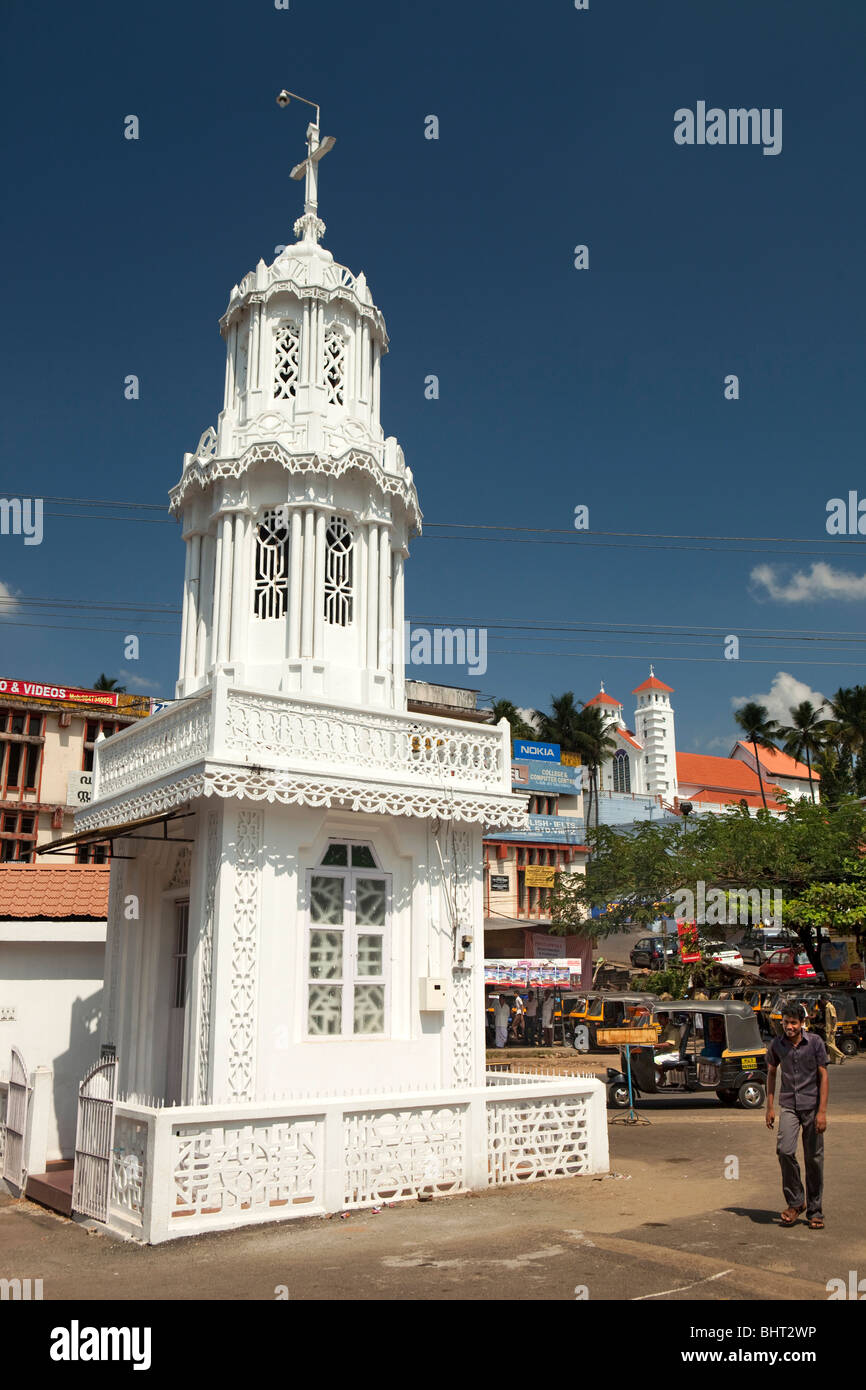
left=72, top=1057, right=118, bottom=1222
left=2, top=1048, right=31, bottom=1192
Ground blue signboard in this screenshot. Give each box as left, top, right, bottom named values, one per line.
left=513, top=740, right=560, bottom=762
left=512, top=761, right=583, bottom=794
left=486, top=815, right=587, bottom=845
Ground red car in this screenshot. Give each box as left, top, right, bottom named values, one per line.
left=759, top=948, right=818, bottom=983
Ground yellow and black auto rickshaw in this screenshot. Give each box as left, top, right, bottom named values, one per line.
left=769, top=990, right=860, bottom=1055
left=606, top=999, right=768, bottom=1109
left=565, top=991, right=658, bottom=1052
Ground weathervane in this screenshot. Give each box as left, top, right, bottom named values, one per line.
left=276, top=89, right=336, bottom=244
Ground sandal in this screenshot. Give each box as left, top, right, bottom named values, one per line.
left=780, top=1204, right=806, bottom=1226
left=808, top=1217, right=825, bottom=1229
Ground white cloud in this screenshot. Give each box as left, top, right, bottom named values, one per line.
left=117, top=669, right=162, bottom=692
left=518, top=707, right=540, bottom=730
left=732, top=671, right=828, bottom=726
left=702, top=735, right=734, bottom=754
left=750, top=562, right=866, bottom=603
left=0, top=580, right=20, bottom=616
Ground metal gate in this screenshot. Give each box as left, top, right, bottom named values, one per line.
left=72, top=1057, right=118, bottom=1222
left=2, top=1048, right=32, bottom=1192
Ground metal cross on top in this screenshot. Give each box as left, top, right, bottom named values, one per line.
left=277, top=89, right=336, bottom=244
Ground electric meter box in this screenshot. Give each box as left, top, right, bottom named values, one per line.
left=419, top=977, right=447, bottom=1012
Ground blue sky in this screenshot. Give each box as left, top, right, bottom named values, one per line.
left=1, top=0, right=864, bottom=753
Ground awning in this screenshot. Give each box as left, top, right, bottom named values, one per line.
left=36, top=808, right=195, bottom=858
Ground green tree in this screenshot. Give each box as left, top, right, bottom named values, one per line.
left=487, top=698, right=536, bottom=741
left=828, top=685, right=866, bottom=795
left=534, top=695, right=617, bottom=831
left=93, top=673, right=126, bottom=693
left=776, top=700, right=831, bottom=803
left=733, top=701, right=780, bottom=809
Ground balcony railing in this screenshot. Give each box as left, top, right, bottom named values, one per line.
left=93, top=678, right=512, bottom=805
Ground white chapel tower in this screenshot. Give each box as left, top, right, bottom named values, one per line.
left=632, top=668, right=678, bottom=802
left=66, top=101, right=606, bottom=1241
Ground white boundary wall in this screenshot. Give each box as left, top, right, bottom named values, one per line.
left=107, top=1073, right=608, bottom=1244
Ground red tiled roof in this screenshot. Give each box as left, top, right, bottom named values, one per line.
left=733, top=741, right=819, bottom=782
left=616, top=728, right=642, bottom=750
left=676, top=751, right=782, bottom=796
left=585, top=691, right=622, bottom=708
left=0, top=865, right=110, bottom=919
left=632, top=675, right=674, bottom=694
left=688, top=789, right=787, bottom=812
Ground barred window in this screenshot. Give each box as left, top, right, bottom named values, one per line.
left=323, top=516, right=353, bottom=626
left=612, top=750, right=631, bottom=793
left=323, top=327, right=345, bottom=405
left=306, top=842, right=388, bottom=1038
left=1, top=709, right=44, bottom=794
left=1, top=811, right=36, bottom=863
left=254, top=508, right=289, bottom=619
left=274, top=323, right=300, bottom=399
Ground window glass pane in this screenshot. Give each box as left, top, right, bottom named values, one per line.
left=351, top=844, right=376, bottom=868
left=308, top=985, right=343, bottom=1035
left=10, top=714, right=24, bottom=735
left=357, top=934, right=383, bottom=977
left=354, top=985, right=385, bottom=1035
left=28, top=714, right=43, bottom=735
left=6, top=744, right=22, bottom=788
left=309, top=929, right=343, bottom=979
left=310, top=875, right=344, bottom=924
left=25, top=744, right=41, bottom=787
left=355, top=878, right=386, bottom=926
left=321, top=843, right=348, bottom=866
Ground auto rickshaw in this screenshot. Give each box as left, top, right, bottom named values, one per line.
left=606, top=999, right=768, bottom=1109
left=769, top=990, right=860, bottom=1055
left=737, top=985, right=783, bottom=1038
left=565, top=991, right=658, bottom=1052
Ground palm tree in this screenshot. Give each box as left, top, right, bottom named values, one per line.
left=487, top=698, right=536, bottom=741
left=828, top=685, right=866, bottom=794
left=733, top=701, right=780, bottom=809
left=776, top=700, right=831, bottom=802
left=93, top=674, right=126, bottom=693
left=535, top=694, right=617, bottom=830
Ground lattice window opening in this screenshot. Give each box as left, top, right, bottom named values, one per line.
left=254, top=508, right=290, bottom=619
left=323, top=327, right=346, bottom=405
left=306, top=856, right=389, bottom=1039
left=273, top=323, right=301, bottom=400
left=324, top=516, right=354, bottom=626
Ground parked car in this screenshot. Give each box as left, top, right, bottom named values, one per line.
left=736, top=927, right=798, bottom=966
left=759, top=948, right=818, bottom=983
left=629, top=935, right=679, bottom=969
left=703, top=942, right=744, bottom=969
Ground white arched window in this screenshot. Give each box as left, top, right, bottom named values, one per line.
left=323, top=327, right=345, bottom=405
left=253, top=508, right=289, bottom=619
left=612, top=750, right=631, bottom=793
left=324, top=516, right=353, bottom=626
left=274, top=323, right=300, bottom=399
left=306, top=841, right=389, bottom=1038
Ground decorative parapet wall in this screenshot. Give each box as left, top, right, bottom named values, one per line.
left=107, top=1074, right=608, bottom=1244
left=80, top=678, right=526, bottom=831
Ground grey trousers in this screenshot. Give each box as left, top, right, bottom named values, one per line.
left=777, top=1107, right=824, bottom=1219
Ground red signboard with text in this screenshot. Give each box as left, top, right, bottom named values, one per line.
left=677, top=919, right=701, bottom=964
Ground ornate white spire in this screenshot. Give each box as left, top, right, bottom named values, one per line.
left=290, top=118, right=335, bottom=245
left=599, top=680, right=605, bottom=693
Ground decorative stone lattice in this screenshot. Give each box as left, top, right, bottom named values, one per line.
left=323, top=328, right=345, bottom=405
left=343, top=1105, right=466, bottom=1206
left=227, top=809, right=263, bottom=1101
left=253, top=508, right=290, bottom=619
left=197, top=809, right=221, bottom=1103
left=487, top=1094, right=590, bottom=1185
left=97, top=697, right=211, bottom=800
left=323, top=516, right=353, bottom=626
left=103, top=860, right=126, bottom=1047
left=171, top=1118, right=323, bottom=1220
left=273, top=323, right=300, bottom=400
left=110, top=1115, right=147, bottom=1223
left=167, top=845, right=191, bottom=890
left=451, top=968, right=474, bottom=1088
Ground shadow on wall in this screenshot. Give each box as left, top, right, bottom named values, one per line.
left=53, top=989, right=104, bottom=1160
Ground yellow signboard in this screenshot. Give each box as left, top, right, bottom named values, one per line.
left=560, top=751, right=582, bottom=767
left=524, top=865, right=556, bottom=888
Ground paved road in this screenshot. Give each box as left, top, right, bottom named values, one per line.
left=2, top=1060, right=863, bottom=1302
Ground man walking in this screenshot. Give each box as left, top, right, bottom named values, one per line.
left=814, top=994, right=845, bottom=1065
left=493, top=994, right=511, bottom=1049
left=766, top=1001, right=829, bottom=1230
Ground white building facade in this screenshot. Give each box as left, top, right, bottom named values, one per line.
left=62, top=115, right=607, bottom=1241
